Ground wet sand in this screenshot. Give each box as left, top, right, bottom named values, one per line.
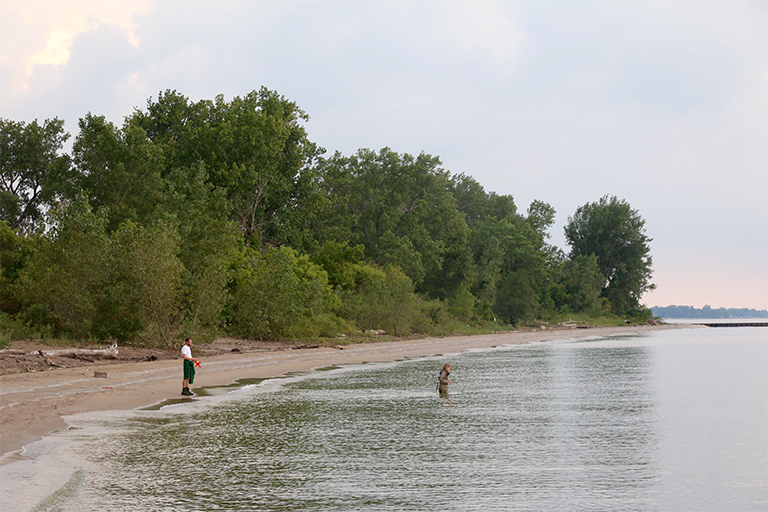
left=0, top=324, right=690, bottom=461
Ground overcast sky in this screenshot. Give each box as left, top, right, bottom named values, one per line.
left=2, top=0, right=766, bottom=310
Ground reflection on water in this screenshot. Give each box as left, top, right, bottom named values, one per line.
left=30, top=329, right=768, bottom=511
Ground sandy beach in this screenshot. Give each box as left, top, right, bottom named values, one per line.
left=0, top=324, right=690, bottom=461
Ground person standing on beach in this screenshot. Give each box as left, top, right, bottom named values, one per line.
left=181, top=337, right=196, bottom=396
left=438, top=363, right=451, bottom=395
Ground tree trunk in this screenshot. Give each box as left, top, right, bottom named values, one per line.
left=36, top=344, right=118, bottom=359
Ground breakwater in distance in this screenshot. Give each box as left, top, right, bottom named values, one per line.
left=694, top=322, right=768, bottom=327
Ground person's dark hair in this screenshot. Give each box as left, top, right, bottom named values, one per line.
left=185, top=337, right=192, bottom=343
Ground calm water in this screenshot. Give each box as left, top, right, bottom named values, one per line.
left=9, top=326, right=768, bottom=511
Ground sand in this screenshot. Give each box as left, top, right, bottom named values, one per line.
left=0, top=324, right=691, bottom=461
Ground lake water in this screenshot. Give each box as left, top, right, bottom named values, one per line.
left=5, top=325, right=767, bottom=511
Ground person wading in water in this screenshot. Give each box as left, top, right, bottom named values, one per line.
left=438, top=363, right=451, bottom=395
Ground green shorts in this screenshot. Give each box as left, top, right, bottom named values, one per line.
left=183, top=359, right=195, bottom=384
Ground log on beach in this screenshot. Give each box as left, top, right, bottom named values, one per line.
left=35, top=344, right=119, bottom=359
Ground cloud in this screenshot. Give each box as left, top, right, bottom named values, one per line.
left=0, top=0, right=765, bottom=309
left=0, top=0, right=151, bottom=102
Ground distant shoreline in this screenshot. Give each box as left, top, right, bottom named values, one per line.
left=653, top=304, right=768, bottom=318
left=0, top=323, right=692, bottom=462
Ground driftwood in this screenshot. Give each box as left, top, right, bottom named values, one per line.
left=44, top=356, right=66, bottom=368
left=36, top=343, right=119, bottom=359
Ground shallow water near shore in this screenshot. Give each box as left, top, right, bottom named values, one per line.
left=4, top=326, right=767, bottom=511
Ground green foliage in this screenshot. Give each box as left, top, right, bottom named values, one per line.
left=0, top=90, right=660, bottom=345
left=163, top=164, right=241, bottom=334
left=112, top=220, right=183, bottom=345
left=625, top=306, right=655, bottom=323
left=494, top=270, right=539, bottom=324
left=311, top=241, right=366, bottom=289
left=449, top=173, right=560, bottom=322
left=0, top=117, right=70, bottom=234
left=298, top=313, right=357, bottom=340
left=561, top=254, right=603, bottom=312
left=128, top=88, right=319, bottom=247
left=526, top=199, right=556, bottom=239
left=564, top=195, right=654, bottom=314
left=18, top=197, right=111, bottom=338
left=447, top=283, right=476, bottom=322
left=466, top=212, right=553, bottom=319
left=68, top=114, right=165, bottom=231
left=0, top=221, right=29, bottom=315
left=230, top=246, right=333, bottom=340
left=448, top=173, right=494, bottom=228
left=0, top=312, right=35, bottom=347
left=316, top=148, right=469, bottom=298
left=341, top=265, right=425, bottom=336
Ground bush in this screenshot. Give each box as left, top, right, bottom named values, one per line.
left=626, top=306, right=654, bottom=324
left=295, top=313, right=357, bottom=340
left=0, top=312, right=36, bottom=346
left=230, top=247, right=334, bottom=340
left=341, top=265, right=425, bottom=336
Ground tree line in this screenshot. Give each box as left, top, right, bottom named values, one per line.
left=0, top=88, right=655, bottom=347
left=652, top=305, right=768, bottom=319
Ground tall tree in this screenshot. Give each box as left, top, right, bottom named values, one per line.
left=451, top=175, right=556, bottom=321
left=449, top=173, right=493, bottom=228
left=18, top=198, right=111, bottom=338
left=112, top=220, right=183, bottom=346
left=128, top=88, right=319, bottom=246
left=163, top=163, right=242, bottom=334
left=525, top=199, right=556, bottom=239
left=560, top=254, right=604, bottom=312
left=69, top=113, right=165, bottom=231
left=564, top=195, right=654, bottom=313
left=0, top=118, right=70, bottom=233
left=0, top=221, right=29, bottom=315
left=317, top=148, right=468, bottom=298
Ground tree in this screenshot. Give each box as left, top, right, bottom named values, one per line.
left=564, top=195, right=654, bottom=313
left=112, top=220, right=183, bottom=345
left=68, top=113, right=165, bottom=232
left=526, top=199, right=556, bottom=239
left=456, top=187, right=555, bottom=321
left=18, top=197, right=111, bottom=338
left=310, top=240, right=366, bottom=289
left=128, top=88, right=319, bottom=246
left=0, top=118, right=70, bottom=233
left=561, top=254, right=603, bottom=312
left=449, top=173, right=493, bottom=228
left=230, top=246, right=333, bottom=340
left=0, top=221, right=29, bottom=315
left=494, top=270, right=538, bottom=324
left=340, top=264, right=423, bottom=336
left=316, top=147, right=469, bottom=298
left=163, top=163, right=242, bottom=335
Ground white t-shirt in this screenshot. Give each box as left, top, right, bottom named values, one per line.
left=181, top=345, right=192, bottom=359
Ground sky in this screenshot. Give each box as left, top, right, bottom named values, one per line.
left=1, top=0, right=766, bottom=310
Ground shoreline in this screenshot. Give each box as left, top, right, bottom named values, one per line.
left=0, top=324, right=691, bottom=461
